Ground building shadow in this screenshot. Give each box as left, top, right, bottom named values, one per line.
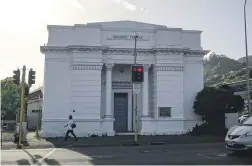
left=17, top=135, right=252, bottom=165
left=12, top=144, right=252, bottom=165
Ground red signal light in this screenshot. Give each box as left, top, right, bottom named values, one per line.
left=133, top=67, right=143, bottom=72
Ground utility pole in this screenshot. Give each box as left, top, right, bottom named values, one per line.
left=133, top=33, right=138, bottom=143
left=131, top=33, right=144, bottom=143
left=244, top=0, right=251, bottom=116
left=17, top=65, right=26, bottom=148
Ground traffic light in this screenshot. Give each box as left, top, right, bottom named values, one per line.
left=13, top=69, right=20, bottom=85
left=24, top=102, right=28, bottom=115
left=28, top=68, right=36, bottom=85
left=24, top=85, right=30, bottom=97
left=131, top=65, right=144, bottom=82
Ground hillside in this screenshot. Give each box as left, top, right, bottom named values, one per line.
left=204, top=53, right=252, bottom=86
left=237, top=55, right=252, bottom=65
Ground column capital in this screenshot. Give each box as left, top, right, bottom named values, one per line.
left=143, top=64, right=151, bottom=70
left=104, top=63, right=114, bottom=71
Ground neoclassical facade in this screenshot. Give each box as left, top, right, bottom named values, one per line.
left=40, top=21, right=209, bottom=137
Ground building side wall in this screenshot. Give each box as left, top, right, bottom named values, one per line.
left=42, top=53, right=71, bottom=119
left=70, top=68, right=102, bottom=119
left=156, top=70, right=184, bottom=118
left=183, top=56, right=204, bottom=131
left=41, top=53, right=71, bottom=137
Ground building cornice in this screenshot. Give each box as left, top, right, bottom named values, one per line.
left=71, top=64, right=103, bottom=70
left=154, top=65, right=184, bottom=71
left=40, top=45, right=105, bottom=54
left=40, top=45, right=210, bottom=57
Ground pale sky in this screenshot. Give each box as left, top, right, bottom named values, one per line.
left=0, top=0, right=251, bottom=91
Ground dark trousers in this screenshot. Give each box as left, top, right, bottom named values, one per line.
left=64, top=130, right=77, bottom=140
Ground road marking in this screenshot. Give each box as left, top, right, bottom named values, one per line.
left=1, top=145, right=72, bottom=152
left=34, top=148, right=56, bottom=165
left=217, top=153, right=227, bottom=157
left=197, top=152, right=228, bottom=159
left=91, top=154, right=127, bottom=158
left=1, top=148, right=55, bottom=152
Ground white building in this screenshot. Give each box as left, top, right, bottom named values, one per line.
left=40, top=21, right=209, bottom=137
left=27, top=87, right=43, bottom=130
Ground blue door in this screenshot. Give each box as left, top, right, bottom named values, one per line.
left=114, top=93, right=128, bottom=132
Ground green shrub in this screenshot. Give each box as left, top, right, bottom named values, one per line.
left=190, top=123, right=228, bottom=136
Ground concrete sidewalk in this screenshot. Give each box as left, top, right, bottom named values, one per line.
left=1, top=135, right=224, bottom=150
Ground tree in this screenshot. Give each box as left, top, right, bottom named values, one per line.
left=193, top=86, right=244, bottom=134
left=1, top=77, right=20, bottom=120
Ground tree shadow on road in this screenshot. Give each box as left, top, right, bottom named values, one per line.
left=227, top=150, right=252, bottom=164
left=15, top=150, right=61, bottom=165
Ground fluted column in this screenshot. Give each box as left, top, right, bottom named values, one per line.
left=142, top=64, right=151, bottom=117
left=104, top=63, right=114, bottom=118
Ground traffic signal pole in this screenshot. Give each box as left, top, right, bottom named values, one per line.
left=244, top=0, right=251, bottom=116
left=17, top=65, right=26, bottom=149
left=133, top=34, right=138, bottom=143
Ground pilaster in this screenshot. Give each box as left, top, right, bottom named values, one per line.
left=142, top=64, right=151, bottom=117
left=104, top=63, right=114, bottom=118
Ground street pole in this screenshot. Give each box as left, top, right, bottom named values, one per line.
left=133, top=33, right=138, bottom=143
left=244, top=0, right=251, bottom=116
left=17, top=65, right=26, bottom=148
left=36, top=96, right=42, bottom=139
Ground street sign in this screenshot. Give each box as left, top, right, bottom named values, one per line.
left=133, top=84, right=141, bottom=94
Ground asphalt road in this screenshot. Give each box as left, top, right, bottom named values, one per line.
left=1, top=143, right=252, bottom=165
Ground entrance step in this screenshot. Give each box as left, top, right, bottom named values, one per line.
left=115, top=132, right=135, bottom=136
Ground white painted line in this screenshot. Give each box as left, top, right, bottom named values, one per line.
left=1, top=148, right=55, bottom=152
left=217, top=153, right=227, bottom=157
left=90, top=154, right=127, bottom=158
left=1, top=145, right=74, bottom=152
left=34, top=148, right=56, bottom=165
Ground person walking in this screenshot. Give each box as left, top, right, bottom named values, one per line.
left=64, top=115, right=78, bottom=141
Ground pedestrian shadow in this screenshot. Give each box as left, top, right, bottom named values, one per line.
left=15, top=150, right=61, bottom=165
left=16, top=159, right=30, bottom=165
